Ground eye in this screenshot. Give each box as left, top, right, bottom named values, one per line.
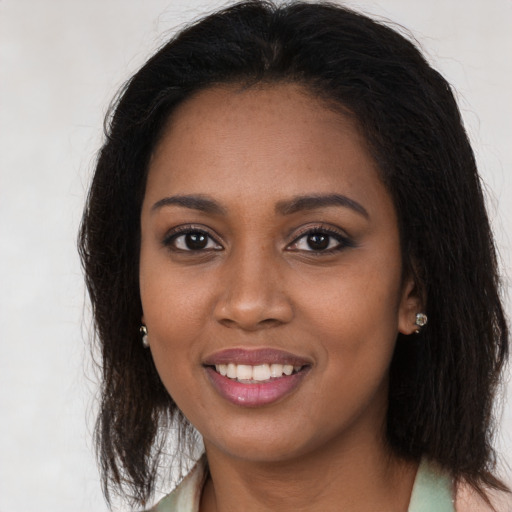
left=164, top=228, right=222, bottom=252
left=288, top=228, right=351, bottom=253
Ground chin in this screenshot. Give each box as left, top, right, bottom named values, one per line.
left=201, top=413, right=345, bottom=466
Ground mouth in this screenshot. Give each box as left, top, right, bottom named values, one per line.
left=203, top=348, right=312, bottom=407
left=210, top=362, right=306, bottom=383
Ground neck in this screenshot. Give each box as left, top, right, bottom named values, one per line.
left=200, top=429, right=418, bottom=512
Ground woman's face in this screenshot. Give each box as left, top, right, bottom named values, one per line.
left=140, top=83, right=420, bottom=463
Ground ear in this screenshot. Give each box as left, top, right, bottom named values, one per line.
left=398, top=276, right=424, bottom=335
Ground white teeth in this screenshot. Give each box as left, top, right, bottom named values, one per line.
left=270, top=363, right=284, bottom=377
left=227, top=363, right=237, bottom=379
left=214, top=362, right=304, bottom=381
left=252, top=364, right=271, bottom=381
left=236, top=364, right=253, bottom=380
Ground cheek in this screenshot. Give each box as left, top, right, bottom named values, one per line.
left=140, top=247, right=214, bottom=329
left=292, top=251, right=403, bottom=386
left=296, top=277, right=400, bottom=430
left=296, top=257, right=403, bottom=341
left=139, top=253, right=214, bottom=394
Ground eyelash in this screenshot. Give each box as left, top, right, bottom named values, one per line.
left=163, top=225, right=222, bottom=252
left=162, top=225, right=353, bottom=254
left=287, top=226, right=354, bottom=254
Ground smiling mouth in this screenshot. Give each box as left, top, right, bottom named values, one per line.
left=203, top=348, right=312, bottom=406
left=211, top=363, right=306, bottom=383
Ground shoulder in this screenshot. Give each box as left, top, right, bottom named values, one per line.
left=455, top=481, right=512, bottom=512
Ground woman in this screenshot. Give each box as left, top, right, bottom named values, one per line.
left=79, top=1, right=510, bottom=510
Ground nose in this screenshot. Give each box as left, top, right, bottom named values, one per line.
left=213, top=244, right=294, bottom=331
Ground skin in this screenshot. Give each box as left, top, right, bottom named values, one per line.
left=139, top=83, right=422, bottom=512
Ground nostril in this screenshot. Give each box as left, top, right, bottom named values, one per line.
left=260, top=318, right=285, bottom=328
left=218, top=317, right=284, bottom=330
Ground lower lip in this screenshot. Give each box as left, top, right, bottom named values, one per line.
left=205, top=367, right=310, bottom=407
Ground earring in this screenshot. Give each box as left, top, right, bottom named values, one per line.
left=140, top=325, right=149, bottom=348
left=415, top=312, right=428, bottom=333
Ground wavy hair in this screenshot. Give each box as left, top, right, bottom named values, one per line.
left=79, top=1, right=509, bottom=507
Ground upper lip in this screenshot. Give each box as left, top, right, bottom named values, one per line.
left=203, top=348, right=312, bottom=367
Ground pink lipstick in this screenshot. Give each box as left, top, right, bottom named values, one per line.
left=203, top=348, right=312, bottom=407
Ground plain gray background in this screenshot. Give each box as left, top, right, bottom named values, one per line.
left=1, top=1, right=510, bottom=510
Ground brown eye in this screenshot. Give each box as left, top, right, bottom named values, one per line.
left=166, top=229, right=222, bottom=252
left=184, top=232, right=208, bottom=250
left=288, top=227, right=352, bottom=253
left=306, top=233, right=330, bottom=250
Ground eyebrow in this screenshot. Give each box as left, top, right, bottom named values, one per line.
left=151, top=193, right=368, bottom=219
left=151, top=195, right=226, bottom=215
left=275, top=194, right=369, bottom=218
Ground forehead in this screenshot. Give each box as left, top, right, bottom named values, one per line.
left=146, top=83, right=391, bottom=218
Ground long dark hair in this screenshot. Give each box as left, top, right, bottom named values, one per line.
left=79, top=0, right=509, bottom=507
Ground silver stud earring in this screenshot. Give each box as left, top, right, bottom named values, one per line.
left=140, top=325, right=149, bottom=348
left=415, top=312, right=428, bottom=333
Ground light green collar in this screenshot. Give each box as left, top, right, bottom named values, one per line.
left=408, top=458, right=455, bottom=512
